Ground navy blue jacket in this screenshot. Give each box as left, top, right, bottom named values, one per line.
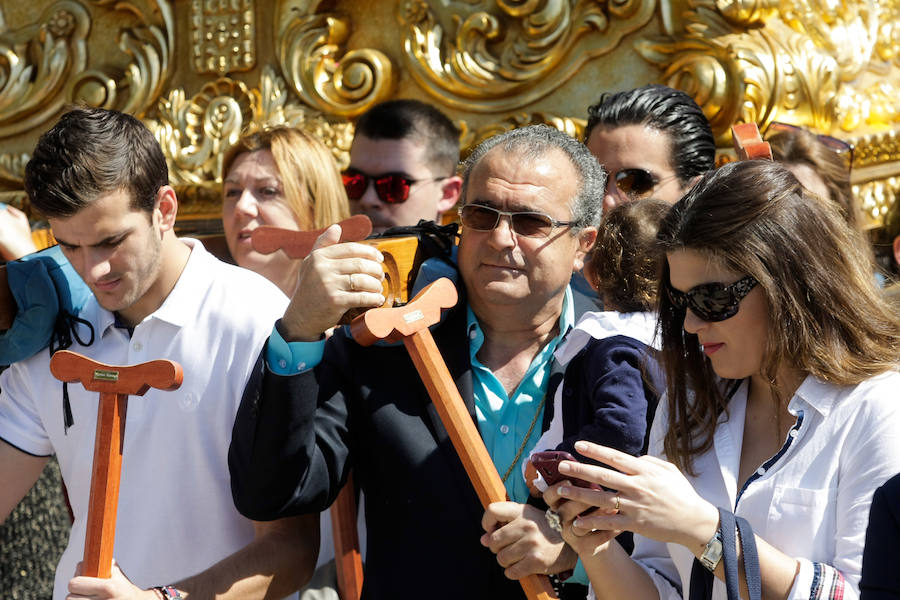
left=861, top=472, right=900, bottom=599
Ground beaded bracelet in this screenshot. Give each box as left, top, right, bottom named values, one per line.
left=152, top=585, right=184, bottom=599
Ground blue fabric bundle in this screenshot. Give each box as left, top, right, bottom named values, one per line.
left=0, top=246, right=92, bottom=366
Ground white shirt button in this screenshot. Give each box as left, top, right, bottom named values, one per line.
left=500, top=425, right=510, bottom=434
left=756, top=467, right=766, bottom=476
left=133, top=342, right=142, bottom=351
left=278, top=359, right=287, bottom=369
left=297, top=362, right=306, bottom=370
left=789, top=429, right=798, bottom=438
left=469, top=329, right=477, bottom=340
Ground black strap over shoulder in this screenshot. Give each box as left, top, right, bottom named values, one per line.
left=688, top=507, right=761, bottom=600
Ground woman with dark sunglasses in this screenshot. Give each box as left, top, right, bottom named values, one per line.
left=542, top=160, right=900, bottom=600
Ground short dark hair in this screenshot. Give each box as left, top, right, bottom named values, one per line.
left=354, top=99, right=460, bottom=176
left=25, top=106, right=169, bottom=218
left=584, top=84, right=715, bottom=184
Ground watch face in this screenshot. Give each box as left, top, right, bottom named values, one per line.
left=700, top=531, right=724, bottom=571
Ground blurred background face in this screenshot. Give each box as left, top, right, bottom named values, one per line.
left=222, top=149, right=300, bottom=289
left=346, top=134, right=447, bottom=233
left=586, top=124, right=686, bottom=211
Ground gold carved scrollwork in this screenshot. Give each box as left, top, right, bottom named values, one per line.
left=637, top=0, right=900, bottom=139
left=0, top=1, right=90, bottom=139
left=71, top=0, right=175, bottom=117
left=150, top=64, right=354, bottom=216
left=276, top=1, right=394, bottom=118
left=152, top=78, right=257, bottom=187
left=637, top=3, right=841, bottom=141
left=400, top=0, right=655, bottom=112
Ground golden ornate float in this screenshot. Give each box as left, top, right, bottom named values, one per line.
left=1, top=0, right=898, bottom=231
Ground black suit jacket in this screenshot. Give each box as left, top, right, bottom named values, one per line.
left=861, top=472, right=900, bottom=599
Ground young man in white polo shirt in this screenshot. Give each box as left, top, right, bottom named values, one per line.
left=0, top=107, right=317, bottom=600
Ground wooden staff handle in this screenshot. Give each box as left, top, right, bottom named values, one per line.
left=351, top=279, right=558, bottom=600
left=250, top=215, right=373, bottom=258
left=732, top=122, right=773, bottom=161
left=49, top=350, right=183, bottom=579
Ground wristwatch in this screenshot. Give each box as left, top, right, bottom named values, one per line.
left=699, top=527, right=723, bottom=572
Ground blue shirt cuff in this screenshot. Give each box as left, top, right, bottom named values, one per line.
left=264, top=322, right=325, bottom=375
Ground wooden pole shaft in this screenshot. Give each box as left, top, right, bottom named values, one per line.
left=82, top=392, right=127, bottom=578
left=402, top=331, right=557, bottom=600
left=331, top=474, right=364, bottom=600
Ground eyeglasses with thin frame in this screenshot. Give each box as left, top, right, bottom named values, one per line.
left=614, top=168, right=680, bottom=200
left=666, top=275, right=759, bottom=322
left=342, top=169, right=446, bottom=205
left=766, top=121, right=854, bottom=173
left=459, top=204, right=579, bottom=238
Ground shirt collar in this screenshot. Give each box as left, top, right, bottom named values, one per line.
left=150, top=238, right=206, bottom=328
left=789, top=374, right=842, bottom=417
left=467, top=285, right=575, bottom=355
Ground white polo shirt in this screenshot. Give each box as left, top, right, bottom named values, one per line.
left=0, top=239, right=288, bottom=599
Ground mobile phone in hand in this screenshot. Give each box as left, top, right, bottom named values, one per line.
left=530, top=450, right=600, bottom=490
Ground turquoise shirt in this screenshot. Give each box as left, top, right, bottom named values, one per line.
left=466, top=287, right=574, bottom=502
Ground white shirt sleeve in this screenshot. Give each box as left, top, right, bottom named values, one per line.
left=0, top=354, right=53, bottom=456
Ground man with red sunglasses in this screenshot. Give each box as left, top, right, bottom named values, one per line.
left=584, top=84, right=716, bottom=212
left=230, top=125, right=607, bottom=599
left=342, top=99, right=463, bottom=234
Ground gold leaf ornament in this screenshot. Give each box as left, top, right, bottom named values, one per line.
left=278, top=10, right=394, bottom=118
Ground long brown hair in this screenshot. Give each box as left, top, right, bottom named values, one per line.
left=657, top=160, right=900, bottom=473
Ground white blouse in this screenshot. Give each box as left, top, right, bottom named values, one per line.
left=629, top=371, right=900, bottom=600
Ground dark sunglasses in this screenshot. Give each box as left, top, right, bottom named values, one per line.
left=767, top=121, right=854, bottom=171
left=614, top=168, right=679, bottom=200
left=666, top=275, right=759, bottom=322
left=459, top=204, right=578, bottom=238
left=342, top=169, right=444, bottom=205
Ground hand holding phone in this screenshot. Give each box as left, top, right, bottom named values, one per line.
left=530, top=450, right=601, bottom=490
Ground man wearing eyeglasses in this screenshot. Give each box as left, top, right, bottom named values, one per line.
left=342, top=99, right=463, bottom=234
left=229, top=125, right=605, bottom=599
left=584, top=84, right=716, bottom=212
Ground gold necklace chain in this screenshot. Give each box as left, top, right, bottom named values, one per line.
left=500, top=394, right=547, bottom=483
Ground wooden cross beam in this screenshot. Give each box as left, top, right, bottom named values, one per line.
left=49, top=350, right=183, bottom=578
left=350, top=278, right=558, bottom=600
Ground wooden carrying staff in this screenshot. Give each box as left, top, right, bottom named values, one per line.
left=250, top=217, right=372, bottom=600
left=350, top=278, right=558, bottom=600
left=49, top=350, right=183, bottom=578
left=251, top=216, right=422, bottom=321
